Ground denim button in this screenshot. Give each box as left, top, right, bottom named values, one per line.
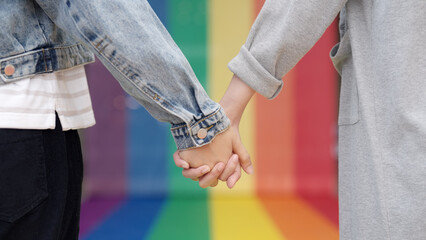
left=197, top=128, right=207, bottom=139
left=4, top=65, right=15, bottom=76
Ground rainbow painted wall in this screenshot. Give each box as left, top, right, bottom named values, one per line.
left=79, top=0, right=340, bottom=239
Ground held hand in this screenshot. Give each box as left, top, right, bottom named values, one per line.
left=179, top=127, right=234, bottom=170
left=174, top=152, right=242, bottom=188
left=177, top=123, right=252, bottom=188
left=174, top=123, right=251, bottom=188
left=174, top=74, right=255, bottom=188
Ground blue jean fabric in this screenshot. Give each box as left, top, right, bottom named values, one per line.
left=0, top=0, right=229, bottom=150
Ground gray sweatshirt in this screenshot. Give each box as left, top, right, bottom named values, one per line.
left=229, top=0, right=426, bottom=239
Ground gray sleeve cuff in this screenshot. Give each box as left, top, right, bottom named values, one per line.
left=228, top=46, right=283, bottom=99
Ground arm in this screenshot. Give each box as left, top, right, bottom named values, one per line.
left=219, top=75, right=255, bottom=126
left=35, top=0, right=228, bottom=150
left=175, top=0, right=347, bottom=186
left=228, top=0, right=347, bottom=99
left=179, top=73, right=254, bottom=170
left=175, top=75, right=254, bottom=188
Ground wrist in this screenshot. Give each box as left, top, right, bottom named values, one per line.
left=219, top=74, right=255, bottom=125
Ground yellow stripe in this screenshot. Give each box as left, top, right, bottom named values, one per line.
left=208, top=1, right=285, bottom=239
left=210, top=195, right=285, bottom=240
left=208, top=0, right=255, bottom=196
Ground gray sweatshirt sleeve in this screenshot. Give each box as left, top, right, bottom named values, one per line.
left=228, top=0, right=347, bottom=99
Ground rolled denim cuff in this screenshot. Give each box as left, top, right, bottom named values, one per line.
left=228, top=46, right=283, bottom=99
left=171, top=107, right=230, bottom=150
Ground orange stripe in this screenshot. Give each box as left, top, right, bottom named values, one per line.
left=255, top=70, right=296, bottom=195
left=260, top=195, right=339, bottom=239
left=255, top=0, right=266, bottom=13
left=254, top=0, right=296, bottom=195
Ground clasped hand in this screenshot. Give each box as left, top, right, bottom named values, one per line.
left=173, top=123, right=252, bottom=188
left=173, top=75, right=255, bottom=188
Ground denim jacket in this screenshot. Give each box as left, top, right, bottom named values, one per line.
left=0, top=0, right=229, bottom=150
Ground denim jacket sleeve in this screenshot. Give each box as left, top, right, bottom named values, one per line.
left=34, top=0, right=229, bottom=150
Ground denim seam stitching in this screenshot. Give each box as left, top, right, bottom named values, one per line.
left=0, top=44, right=82, bottom=62
left=181, top=124, right=230, bottom=150
left=188, top=107, right=222, bottom=129
left=69, top=24, right=186, bottom=128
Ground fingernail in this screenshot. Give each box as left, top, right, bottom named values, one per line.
left=182, top=162, right=189, bottom=169
left=201, top=166, right=210, bottom=174
left=228, top=179, right=236, bottom=189
left=246, top=165, right=254, bottom=175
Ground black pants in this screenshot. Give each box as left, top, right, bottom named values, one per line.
left=0, top=117, right=83, bottom=240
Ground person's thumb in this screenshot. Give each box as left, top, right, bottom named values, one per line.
left=233, top=137, right=253, bottom=175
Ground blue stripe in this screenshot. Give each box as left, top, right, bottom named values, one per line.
left=82, top=197, right=166, bottom=240
left=128, top=0, right=170, bottom=195
left=148, top=0, right=168, bottom=24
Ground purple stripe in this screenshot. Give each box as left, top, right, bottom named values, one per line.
left=83, top=59, right=127, bottom=195
left=79, top=195, right=126, bottom=238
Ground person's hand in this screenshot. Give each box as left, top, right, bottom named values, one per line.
left=174, top=74, right=256, bottom=188
left=178, top=127, right=233, bottom=170
left=174, top=152, right=242, bottom=188
left=177, top=121, right=252, bottom=187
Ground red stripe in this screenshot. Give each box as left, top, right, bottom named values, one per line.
left=295, top=20, right=339, bottom=195
left=254, top=0, right=296, bottom=195
left=299, top=193, right=339, bottom=227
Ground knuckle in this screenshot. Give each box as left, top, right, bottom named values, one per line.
left=231, top=161, right=238, bottom=169
left=213, top=168, right=222, bottom=176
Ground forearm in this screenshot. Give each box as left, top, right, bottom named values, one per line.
left=220, top=74, right=255, bottom=125
left=35, top=0, right=228, bottom=149
left=228, top=0, right=347, bottom=99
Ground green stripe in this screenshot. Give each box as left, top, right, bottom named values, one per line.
left=167, top=0, right=208, bottom=196
left=147, top=1, right=210, bottom=239
left=168, top=0, right=208, bottom=90
left=147, top=192, right=210, bottom=240
left=147, top=139, right=210, bottom=240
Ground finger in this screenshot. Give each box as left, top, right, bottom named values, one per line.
left=226, top=164, right=242, bottom=189
left=182, top=165, right=211, bottom=179
left=210, top=179, right=219, bottom=187
left=173, top=151, right=189, bottom=169
left=219, top=154, right=239, bottom=181
left=199, top=162, right=225, bottom=188
left=233, top=138, right=253, bottom=174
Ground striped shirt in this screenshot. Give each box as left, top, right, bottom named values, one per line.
left=0, top=66, right=95, bottom=130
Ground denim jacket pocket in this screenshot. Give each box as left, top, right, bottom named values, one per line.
left=330, top=30, right=360, bottom=126
left=0, top=130, right=48, bottom=223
